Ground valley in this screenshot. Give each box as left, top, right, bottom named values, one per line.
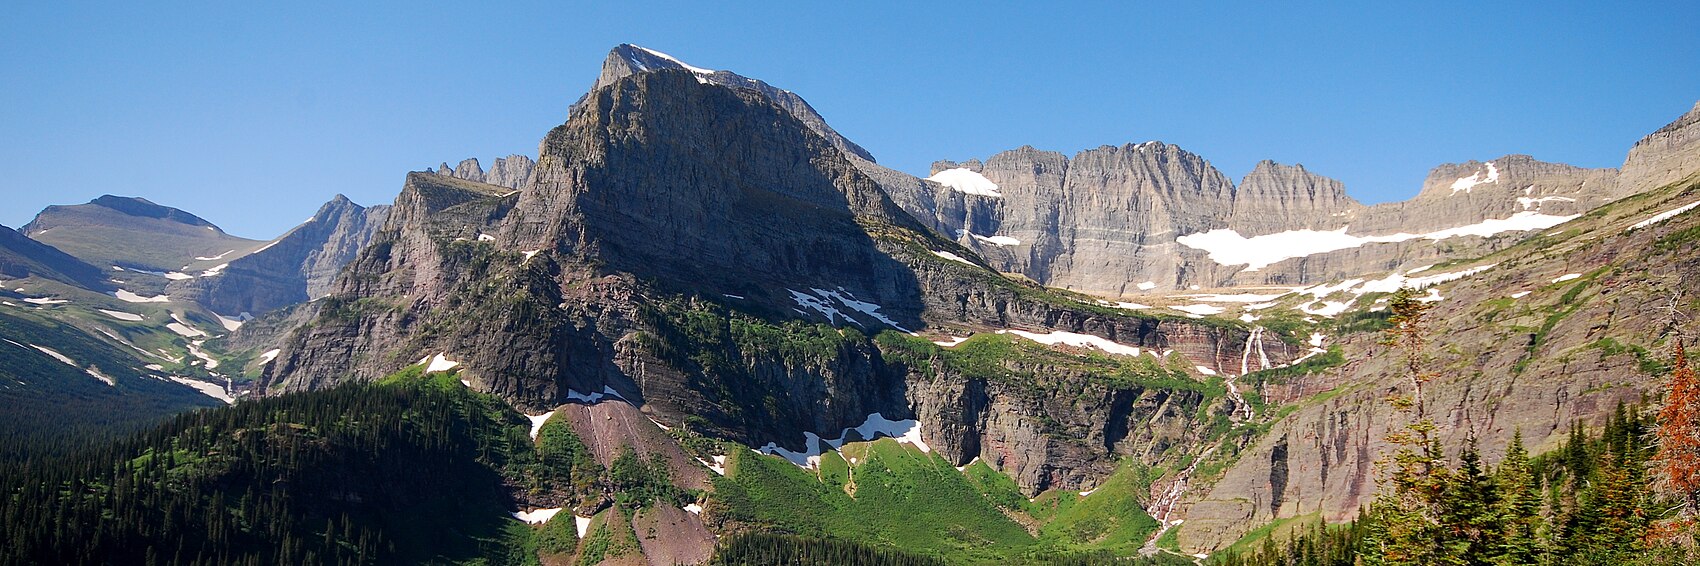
left=2, top=42, right=1698, bottom=565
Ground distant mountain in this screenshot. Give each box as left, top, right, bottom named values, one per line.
left=166, top=195, right=390, bottom=316
left=22, top=195, right=264, bottom=273
left=5, top=42, right=1700, bottom=566
left=0, top=224, right=108, bottom=289
left=875, top=144, right=1629, bottom=296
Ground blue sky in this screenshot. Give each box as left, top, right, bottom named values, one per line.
left=4, top=1, right=1697, bottom=239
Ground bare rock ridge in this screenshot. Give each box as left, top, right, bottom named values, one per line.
left=582, top=44, right=877, bottom=163
left=869, top=105, right=1700, bottom=294
left=430, top=155, right=535, bottom=189
left=255, top=46, right=1290, bottom=498
left=166, top=195, right=390, bottom=315
left=1619, top=100, right=1700, bottom=196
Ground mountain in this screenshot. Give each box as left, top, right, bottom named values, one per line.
left=251, top=44, right=1291, bottom=514
left=4, top=42, right=1700, bottom=565
left=22, top=195, right=266, bottom=273
left=0, top=224, right=108, bottom=289
left=875, top=146, right=1624, bottom=296
left=164, top=195, right=390, bottom=316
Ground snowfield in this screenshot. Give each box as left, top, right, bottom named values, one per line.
left=926, top=168, right=1002, bottom=197
left=1178, top=212, right=1575, bottom=272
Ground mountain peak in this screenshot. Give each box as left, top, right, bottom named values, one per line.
left=579, top=43, right=876, bottom=163
left=614, top=44, right=716, bottom=76
left=88, top=195, right=217, bottom=229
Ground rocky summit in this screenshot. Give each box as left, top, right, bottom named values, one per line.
left=4, top=41, right=1700, bottom=566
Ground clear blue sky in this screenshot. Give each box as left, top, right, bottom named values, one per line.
left=4, top=1, right=1698, bottom=239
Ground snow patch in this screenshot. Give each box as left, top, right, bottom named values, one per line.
left=521, top=250, right=540, bottom=260
left=99, top=309, right=144, bottom=321
left=1178, top=212, right=1575, bottom=272
left=1449, top=161, right=1500, bottom=194
left=1628, top=200, right=1700, bottom=231
left=1195, top=366, right=1218, bottom=376
left=932, top=336, right=970, bottom=347
left=114, top=290, right=170, bottom=303
left=926, top=168, right=1002, bottom=197
left=931, top=250, right=977, bottom=266
left=512, top=507, right=562, bottom=525
left=22, top=297, right=68, bottom=305
left=163, top=272, right=193, bottom=280
left=1170, top=304, right=1226, bottom=316
left=424, top=353, right=460, bottom=373
left=973, top=234, right=1021, bottom=246
left=167, top=375, right=233, bottom=403
left=477, top=233, right=495, bottom=242
left=526, top=411, right=555, bottom=441
left=30, top=345, right=113, bottom=386
left=632, top=45, right=716, bottom=75
left=1511, top=291, right=1531, bottom=299
left=200, top=263, right=229, bottom=277
left=757, top=412, right=930, bottom=469
left=790, top=288, right=910, bottom=332
left=194, top=250, right=235, bottom=261
left=186, top=340, right=218, bottom=370
left=575, top=515, right=593, bottom=538
left=1002, top=329, right=1142, bottom=356
left=215, top=312, right=252, bottom=331
left=1517, top=196, right=1575, bottom=210
left=1301, top=301, right=1351, bottom=317
left=683, top=503, right=703, bottom=514
left=1552, top=273, right=1581, bottom=283
left=1136, top=281, right=1157, bottom=291
left=258, top=349, right=281, bottom=364
left=1177, top=291, right=1291, bottom=303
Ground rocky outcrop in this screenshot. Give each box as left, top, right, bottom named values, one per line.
left=583, top=44, right=877, bottom=164
left=433, top=155, right=535, bottom=190
left=1619, top=100, right=1700, bottom=194
left=1228, top=161, right=1362, bottom=235
left=165, top=195, right=389, bottom=315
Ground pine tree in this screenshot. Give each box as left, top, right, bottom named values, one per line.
left=1368, top=287, right=1459, bottom=565
left=1494, top=431, right=1545, bottom=565
left=1655, top=342, right=1700, bottom=516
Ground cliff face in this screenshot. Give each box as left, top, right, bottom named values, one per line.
left=254, top=50, right=1292, bottom=497
left=1618, top=100, right=1700, bottom=196
left=871, top=148, right=1627, bottom=295
left=165, top=195, right=389, bottom=315
left=432, top=155, right=536, bottom=190
left=1179, top=172, right=1700, bottom=551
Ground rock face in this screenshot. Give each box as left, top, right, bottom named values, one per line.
left=165, top=195, right=389, bottom=315
left=583, top=44, right=877, bottom=164
left=22, top=195, right=263, bottom=272
left=874, top=148, right=1628, bottom=296
left=253, top=47, right=1292, bottom=498
left=1619, top=100, right=1700, bottom=194
left=432, top=155, right=535, bottom=190
left=0, top=224, right=109, bottom=289
left=1178, top=171, right=1700, bottom=552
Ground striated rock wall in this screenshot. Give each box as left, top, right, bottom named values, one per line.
left=166, top=195, right=389, bottom=315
